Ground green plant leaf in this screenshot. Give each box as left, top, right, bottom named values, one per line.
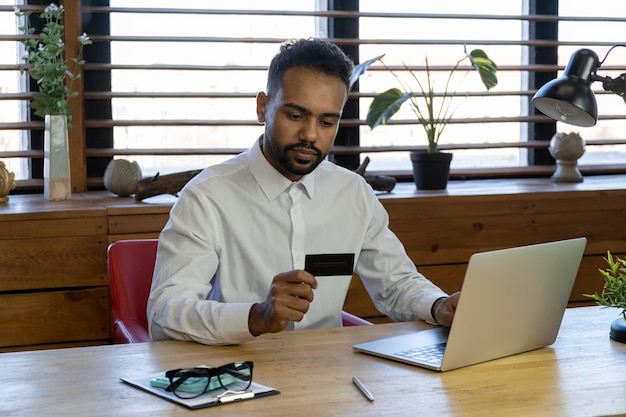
left=360, top=46, right=498, bottom=151
left=468, top=49, right=498, bottom=90
left=15, top=3, right=89, bottom=129
left=350, top=54, right=384, bottom=90
left=366, top=88, right=412, bottom=129
left=584, top=250, right=626, bottom=313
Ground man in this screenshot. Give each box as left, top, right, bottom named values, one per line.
left=147, top=38, right=460, bottom=345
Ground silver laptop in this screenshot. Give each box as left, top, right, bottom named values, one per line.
left=353, top=237, right=587, bottom=372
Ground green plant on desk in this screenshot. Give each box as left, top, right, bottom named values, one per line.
left=584, top=251, right=626, bottom=320
left=584, top=251, right=626, bottom=343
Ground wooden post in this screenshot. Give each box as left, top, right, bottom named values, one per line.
left=62, top=0, right=87, bottom=192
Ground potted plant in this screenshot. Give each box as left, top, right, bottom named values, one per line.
left=584, top=251, right=626, bottom=343
left=15, top=3, right=91, bottom=201
left=354, top=47, right=497, bottom=189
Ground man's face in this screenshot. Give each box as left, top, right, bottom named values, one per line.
left=256, top=67, right=348, bottom=181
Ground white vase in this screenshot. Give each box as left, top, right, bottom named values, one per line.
left=44, top=115, right=72, bottom=201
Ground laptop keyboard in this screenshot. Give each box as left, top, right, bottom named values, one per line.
left=395, top=342, right=447, bottom=366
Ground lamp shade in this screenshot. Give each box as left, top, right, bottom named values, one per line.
left=532, top=49, right=600, bottom=127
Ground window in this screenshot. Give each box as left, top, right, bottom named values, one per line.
left=103, top=0, right=322, bottom=178
left=1, top=0, right=626, bottom=193
left=558, top=1, right=626, bottom=166
left=0, top=0, right=28, bottom=182
left=357, top=1, right=526, bottom=172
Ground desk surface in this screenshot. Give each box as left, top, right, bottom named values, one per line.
left=2, top=306, right=625, bottom=417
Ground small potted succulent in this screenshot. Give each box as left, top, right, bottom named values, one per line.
left=584, top=251, right=626, bottom=343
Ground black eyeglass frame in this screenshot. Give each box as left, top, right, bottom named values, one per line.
left=164, top=361, right=254, bottom=399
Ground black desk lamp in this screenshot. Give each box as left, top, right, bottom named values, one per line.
left=532, top=45, right=626, bottom=127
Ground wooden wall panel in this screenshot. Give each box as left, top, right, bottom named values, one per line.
left=1, top=217, right=106, bottom=239
left=383, top=189, right=626, bottom=220
left=0, top=236, right=107, bottom=291
left=0, top=288, right=110, bottom=348
left=108, top=232, right=161, bottom=244
left=0, top=197, right=110, bottom=349
left=2, top=177, right=626, bottom=349
left=108, top=213, right=171, bottom=235
left=386, top=194, right=626, bottom=266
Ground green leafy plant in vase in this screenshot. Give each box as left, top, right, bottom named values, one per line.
left=15, top=3, right=92, bottom=129
left=584, top=251, right=626, bottom=343
left=353, top=47, right=497, bottom=189
left=15, top=3, right=91, bottom=201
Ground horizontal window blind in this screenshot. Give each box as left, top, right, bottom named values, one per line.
left=1, top=1, right=626, bottom=192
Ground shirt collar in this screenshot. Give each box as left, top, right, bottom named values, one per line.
left=248, top=137, right=315, bottom=201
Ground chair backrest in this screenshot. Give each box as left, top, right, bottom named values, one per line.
left=107, top=239, right=158, bottom=343
left=107, top=239, right=371, bottom=344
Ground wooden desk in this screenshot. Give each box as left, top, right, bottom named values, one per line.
left=2, top=306, right=625, bottom=417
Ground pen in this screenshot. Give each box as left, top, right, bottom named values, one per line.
left=352, top=376, right=374, bottom=402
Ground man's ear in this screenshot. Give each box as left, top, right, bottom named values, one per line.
left=256, top=92, right=269, bottom=124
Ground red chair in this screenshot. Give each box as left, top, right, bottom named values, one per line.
left=107, top=239, right=156, bottom=343
left=107, top=239, right=371, bottom=344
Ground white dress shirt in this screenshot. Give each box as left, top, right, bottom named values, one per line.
left=147, top=138, right=448, bottom=345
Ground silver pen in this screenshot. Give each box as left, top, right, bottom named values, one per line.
left=352, top=376, right=374, bottom=402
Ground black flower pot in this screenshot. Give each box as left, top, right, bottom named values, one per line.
left=410, top=151, right=453, bottom=190
left=610, top=317, right=626, bottom=343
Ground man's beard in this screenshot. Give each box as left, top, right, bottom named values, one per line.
left=266, top=134, right=324, bottom=176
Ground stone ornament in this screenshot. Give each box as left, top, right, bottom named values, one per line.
left=548, top=132, right=585, bottom=183
left=104, top=159, right=142, bottom=196
left=0, top=160, right=16, bottom=203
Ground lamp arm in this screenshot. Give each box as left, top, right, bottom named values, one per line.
left=596, top=45, right=626, bottom=97
left=596, top=73, right=626, bottom=97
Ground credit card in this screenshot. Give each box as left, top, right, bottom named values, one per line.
left=304, top=253, right=355, bottom=276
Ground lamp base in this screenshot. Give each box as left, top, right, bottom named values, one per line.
left=610, top=317, right=626, bottom=343
left=551, top=160, right=583, bottom=183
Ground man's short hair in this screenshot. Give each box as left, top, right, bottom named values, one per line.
left=266, top=38, right=354, bottom=95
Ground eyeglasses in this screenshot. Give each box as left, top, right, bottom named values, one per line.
left=164, top=361, right=253, bottom=399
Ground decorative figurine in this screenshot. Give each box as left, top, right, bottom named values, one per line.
left=548, top=132, right=585, bottom=183
left=103, top=159, right=142, bottom=196
left=0, top=160, right=16, bottom=202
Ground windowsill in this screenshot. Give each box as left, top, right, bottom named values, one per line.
left=12, top=163, right=626, bottom=193
left=2, top=174, right=626, bottom=216
left=376, top=174, right=626, bottom=200
left=368, top=164, right=626, bottom=185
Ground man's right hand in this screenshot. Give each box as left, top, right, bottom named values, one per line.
left=248, top=270, right=318, bottom=336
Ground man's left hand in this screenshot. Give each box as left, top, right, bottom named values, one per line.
left=433, top=292, right=461, bottom=327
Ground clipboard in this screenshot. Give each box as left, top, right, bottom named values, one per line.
left=121, top=366, right=279, bottom=410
